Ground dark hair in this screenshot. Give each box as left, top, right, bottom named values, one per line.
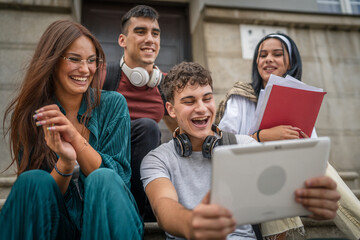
left=162, top=62, right=213, bottom=104
left=121, top=5, right=159, bottom=35
left=251, top=33, right=302, bottom=97
left=3, top=20, right=105, bottom=175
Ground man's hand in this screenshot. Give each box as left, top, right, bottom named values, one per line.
left=190, top=192, right=236, bottom=240
left=295, top=176, right=340, bottom=220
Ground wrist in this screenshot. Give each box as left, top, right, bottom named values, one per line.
left=252, top=129, right=262, bottom=142
left=185, top=211, right=195, bottom=239
left=256, top=129, right=262, bottom=142
left=73, top=134, right=88, bottom=153
left=55, top=159, right=75, bottom=177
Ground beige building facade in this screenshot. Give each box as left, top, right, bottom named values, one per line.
left=3, top=0, right=359, bottom=188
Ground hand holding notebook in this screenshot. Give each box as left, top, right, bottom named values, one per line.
left=249, top=75, right=326, bottom=137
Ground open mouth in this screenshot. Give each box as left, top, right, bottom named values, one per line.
left=141, top=47, right=155, bottom=53
left=191, top=116, right=209, bottom=127
left=264, top=66, right=276, bottom=69
left=71, top=76, right=88, bottom=82
left=264, top=66, right=277, bottom=72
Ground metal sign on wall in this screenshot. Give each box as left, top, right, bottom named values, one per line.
left=240, top=24, right=288, bottom=59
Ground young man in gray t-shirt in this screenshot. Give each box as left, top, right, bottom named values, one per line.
left=141, top=62, right=340, bottom=240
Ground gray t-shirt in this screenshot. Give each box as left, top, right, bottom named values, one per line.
left=141, top=134, right=258, bottom=240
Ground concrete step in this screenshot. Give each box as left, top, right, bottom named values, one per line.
left=353, top=189, right=360, bottom=199
left=144, top=222, right=165, bottom=240
left=0, top=199, right=5, bottom=211
left=338, top=171, right=359, bottom=189
left=0, top=176, right=16, bottom=199
left=0, top=176, right=16, bottom=211
left=143, top=219, right=348, bottom=240
left=0, top=199, right=351, bottom=239
left=301, top=217, right=348, bottom=239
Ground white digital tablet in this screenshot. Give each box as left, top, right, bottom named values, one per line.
left=210, top=137, right=330, bottom=226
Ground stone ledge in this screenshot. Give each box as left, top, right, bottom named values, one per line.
left=144, top=222, right=165, bottom=240
left=0, top=199, right=5, bottom=210
left=0, top=0, right=71, bottom=13
left=353, top=189, right=360, bottom=199
left=0, top=177, right=16, bottom=187
left=203, top=6, right=360, bottom=30
left=338, top=171, right=359, bottom=180
left=300, top=217, right=348, bottom=239
left=0, top=0, right=70, bottom=7
left=143, top=219, right=348, bottom=239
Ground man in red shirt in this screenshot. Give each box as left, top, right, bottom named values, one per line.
left=102, top=5, right=176, bottom=221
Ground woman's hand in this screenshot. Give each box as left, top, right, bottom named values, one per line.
left=34, top=104, right=101, bottom=176
left=257, top=125, right=307, bottom=142
left=34, top=104, right=80, bottom=143
left=46, top=129, right=77, bottom=163
left=34, top=104, right=79, bottom=163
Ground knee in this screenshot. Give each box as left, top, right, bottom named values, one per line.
left=11, top=170, right=59, bottom=198
left=139, top=118, right=160, bottom=133
left=16, top=170, right=55, bottom=188
left=86, top=168, right=127, bottom=191
left=131, top=118, right=161, bottom=144
left=132, top=118, right=160, bottom=136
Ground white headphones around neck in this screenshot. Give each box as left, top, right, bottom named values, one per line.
left=120, top=56, right=162, bottom=88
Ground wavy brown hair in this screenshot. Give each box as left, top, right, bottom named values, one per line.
left=162, top=62, right=213, bottom=104
left=3, top=20, right=106, bottom=175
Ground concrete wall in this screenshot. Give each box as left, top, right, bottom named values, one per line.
left=0, top=0, right=74, bottom=176
left=1, top=0, right=359, bottom=179
left=193, top=6, right=360, bottom=174
left=189, top=0, right=318, bottom=32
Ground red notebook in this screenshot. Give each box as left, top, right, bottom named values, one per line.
left=259, top=85, right=326, bottom=137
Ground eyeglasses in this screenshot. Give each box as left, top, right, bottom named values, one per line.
left=60, top=56, right=103, bottom=69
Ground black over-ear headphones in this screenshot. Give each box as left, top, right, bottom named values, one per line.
left=173, top=124, right=223, bottom=159
left=120, top=56, right=162, bottom=88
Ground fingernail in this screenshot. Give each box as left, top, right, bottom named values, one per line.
left=306, top=179, right=313, bottom=187
left=47, top=126, right=55, bottom=131
left=33, top=113, right=43, bottom=119
left=36, top=120, right=46, bottom=126
left=296, top=189, right=303, bottom=196
left=35, top=108, right=44, bottom=113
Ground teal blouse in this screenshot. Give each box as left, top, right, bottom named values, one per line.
left=56, top=90, right=131, bottom=230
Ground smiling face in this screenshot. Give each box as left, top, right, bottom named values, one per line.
left=257, top=38, right=290, bottom=87
left=54, top=35, right=96, bottom=100
left=166, top=83, right=215, bottom=150
left=118, top=16, right=160, bottom=73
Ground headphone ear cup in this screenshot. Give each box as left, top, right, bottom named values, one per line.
left=202, top=136, right=219, bottom=159
left=129, top=67, right=150, bottom=87
left=147, top=67, right=162, bottom=88
left=174, top=133, right=192, bottom=157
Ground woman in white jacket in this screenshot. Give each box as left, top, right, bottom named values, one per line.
left=218, top=33, right=360, bottom=240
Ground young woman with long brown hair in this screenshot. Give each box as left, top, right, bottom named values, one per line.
left=1, top=20, right=143, bottom=239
